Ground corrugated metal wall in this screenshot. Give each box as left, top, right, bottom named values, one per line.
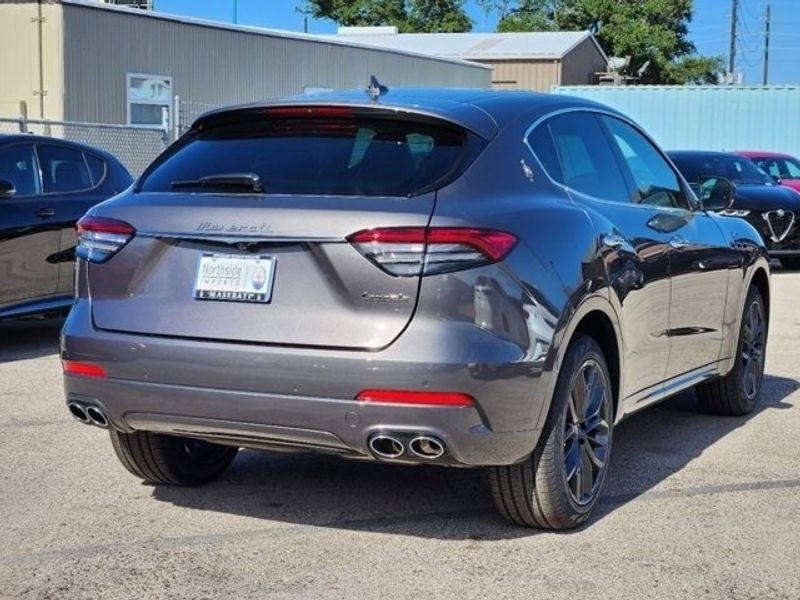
left=62, top=3, right=491, bottom=125
left=552, top=85, right=800, bottom=157
left=559, top=39, right=605, bottom=86
left=481, top=59, right=560, bottom=91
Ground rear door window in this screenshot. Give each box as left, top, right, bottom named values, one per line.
left=543, top=112, right=631, bottom=204
left=601, top=116, right=688, bottom=209
left=0, top=143, right=40, bottom=196
left=140, top=115, right=468, bottom=197
left=37, top=144, right=93, bottom=193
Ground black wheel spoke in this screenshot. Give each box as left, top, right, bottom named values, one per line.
left=740, top=299, right=765, bottom=400
left=580, top=447, right=594, bottom=498
left=583, top=441, right=605, bottom=469
left=562, top=359, right=611, bottom=506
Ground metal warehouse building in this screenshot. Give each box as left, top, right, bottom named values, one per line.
left=0, top=0, right=491, bottom=129
left=333, top=28, right=607, bottom=91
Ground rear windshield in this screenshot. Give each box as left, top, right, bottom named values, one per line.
left=139, top=116, right=467, bottom=197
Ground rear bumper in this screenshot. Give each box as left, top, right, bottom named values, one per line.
left=61, top=298, right=552, bottom=466
left=65, top=375, right=538, bottom=466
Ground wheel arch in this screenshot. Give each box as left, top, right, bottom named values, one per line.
left=540, top=295, right=624, bottom=429
left=750, top=266, right=770, bottom=321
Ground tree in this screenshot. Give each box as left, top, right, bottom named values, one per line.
left=302, top=0, right=472, bottom=33
left=485, top=0, right=723, bottom=84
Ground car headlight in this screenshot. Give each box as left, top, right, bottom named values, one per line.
left=719, top=209, right=751, bottom=217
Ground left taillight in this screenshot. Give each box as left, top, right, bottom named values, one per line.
left=62, top=360, right=107, bottom=378
left=76, top=216, right=135, bottom=263
left=348, top=227, right=517, bottom=277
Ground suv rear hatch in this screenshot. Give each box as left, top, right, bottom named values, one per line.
left=87, top=104, right=487, bottom=350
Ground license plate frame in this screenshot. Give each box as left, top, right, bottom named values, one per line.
left=193, top=253, right=276, bottom=304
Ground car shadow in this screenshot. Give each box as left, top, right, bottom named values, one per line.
left=0, top=318, right=64, bottom=363
left=151, top=373, right=798, bottom=539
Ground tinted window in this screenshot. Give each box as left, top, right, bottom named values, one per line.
left=545, top=112, right=630, bottom=204
left=37, top=145, right=92, bottom=193
left=0, top=144, right=39, bottom=196
left=669, top=153, right=772, bottom=186
left=85, top=153, right=107, bottom=186
left=526, top=123, right=563, bottom=181
left=140, top=117, right=467, bottom=197
left=602, top=116, right=686, bottom=209
left=753, top=157, right=800, bottom=180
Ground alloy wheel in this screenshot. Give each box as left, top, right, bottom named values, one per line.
left=741, top=299, right=766, bottom=400
left=563, top=359, right=611, bottom=506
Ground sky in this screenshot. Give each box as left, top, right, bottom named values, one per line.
left=151, top=0, right=800, bottom=85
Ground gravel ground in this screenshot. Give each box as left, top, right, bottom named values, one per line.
left=1, top=271, right=799, bottom=600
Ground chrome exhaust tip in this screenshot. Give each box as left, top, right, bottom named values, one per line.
left=368, top=434, right=405, bottom=459
left=67, top=402, right=90, bottom=424
left=85, top=406, right=109, bottom=428
left=408, top=436, right=445, bottom=460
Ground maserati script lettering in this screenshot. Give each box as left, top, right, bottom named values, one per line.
left=196, top=222, right=274, bottom=234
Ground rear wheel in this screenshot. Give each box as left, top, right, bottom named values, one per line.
left=778, top=256, right=800, bottom=270
left=488, top=334, right=613, bottom=529
left=696, top=286, right=767, bottom=416
left=110, top=430, right=238, bottom=486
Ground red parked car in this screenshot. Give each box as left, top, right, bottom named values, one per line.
left=737, top=151, right=800, bottom=194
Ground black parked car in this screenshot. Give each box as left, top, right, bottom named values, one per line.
left=0, top=134, right=132, bottom=319
left=668, top=150, right=800, bottom=270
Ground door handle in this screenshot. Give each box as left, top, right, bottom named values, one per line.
left=601, top=233, right=626, bottom=249
left=669, top=236, right=690, bottom=249
left=36, top=208, right=55, bottom=218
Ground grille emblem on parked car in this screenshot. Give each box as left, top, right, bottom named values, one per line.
left=762, top=209, right=795, bottom=243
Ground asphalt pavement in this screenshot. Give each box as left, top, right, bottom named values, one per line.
left=1, top=270, right=799, bottom=600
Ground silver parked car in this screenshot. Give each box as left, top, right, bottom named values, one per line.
left=62, top=87, right=770, bottom=529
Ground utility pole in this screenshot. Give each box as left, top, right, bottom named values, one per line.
left=233, top=0, right=238, bottom=24
left=728, top=0, right=738, bottom=82
left=763, top=0, right=771, bottom=85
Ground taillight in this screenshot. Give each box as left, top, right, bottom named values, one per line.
left=76, top=216, right=135, bottom=263
left=62, top=360, right=107, bottom=378
left=356, top=389, right=474, bottom=407
left=264, top=106, right=353, bottom=118
left=348, top=227, right=517, bottom=276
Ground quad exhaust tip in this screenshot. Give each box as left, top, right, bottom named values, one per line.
left=67, top=402, right=90, bottom=424
left=85, top=406, right=109, bottom=428
left=368, top=434, right=405, bottom=459
left=68, top=401, right=109, bottom=428
left=408, top=436, right=445, bottom=460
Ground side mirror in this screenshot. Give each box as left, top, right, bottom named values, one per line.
left=0, top=178, right=16, bottom=199
left=771, top=174, right=782, bottom=185
left=697, top=176, right=735, bottom=211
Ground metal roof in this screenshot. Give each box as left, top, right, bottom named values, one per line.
left=329, top=30, right=606, bottom=61
left=59, top=0, right=490, bottom=70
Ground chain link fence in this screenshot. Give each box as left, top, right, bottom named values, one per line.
left=176, top=99, right=221, bottom=136
left=0, top=116, right=169, bottom=176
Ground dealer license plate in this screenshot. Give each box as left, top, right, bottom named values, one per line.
left=193, top=254, right=276, bottom=303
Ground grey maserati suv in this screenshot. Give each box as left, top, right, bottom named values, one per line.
left=62, top=87, right=770, bottom=529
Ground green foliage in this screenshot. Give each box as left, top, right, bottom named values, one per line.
left=490, top=0, right=723, bottom=84
left=302, top=0, right=472, bottom=33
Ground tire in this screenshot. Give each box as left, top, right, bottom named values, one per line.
left=109, top=430, right=238, bottom=486
left=779, top=256, right=800, bottom=270
left=696, top=286, right=767, bottom=416
left=488, top=334, right=614, bottom=530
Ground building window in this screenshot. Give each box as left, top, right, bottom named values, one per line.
left=126, top=73, right=172, bottom=129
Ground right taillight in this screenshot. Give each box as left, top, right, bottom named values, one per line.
left=348, top=227, right=517, bottom=276
left=76, top=215, right=136, bottom=263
